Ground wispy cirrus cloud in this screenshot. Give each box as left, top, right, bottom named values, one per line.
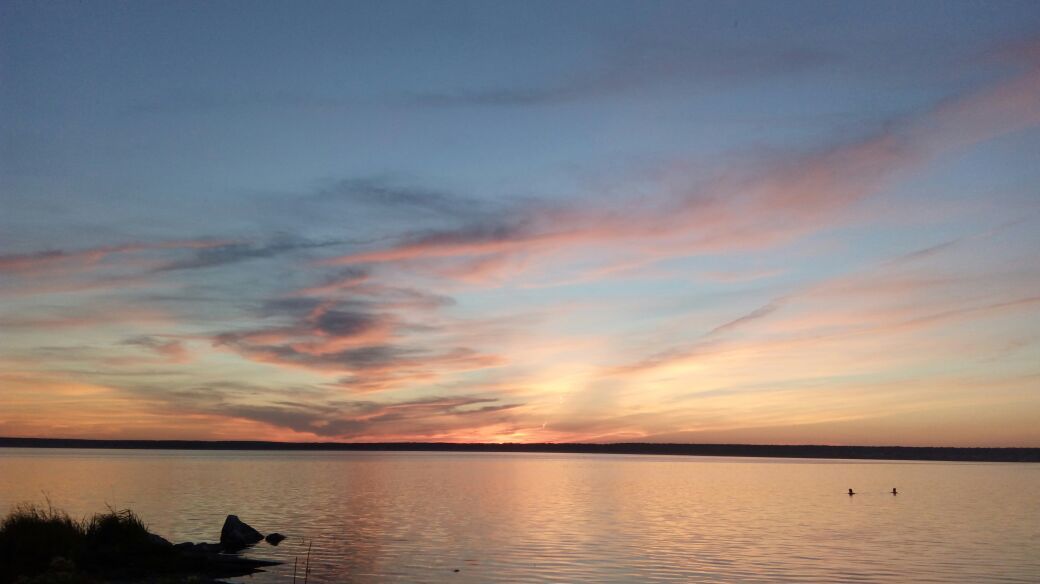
left=325, top=49, right=1040, bottom=284
left=0, top=306, right=172, bottom=330
left=0, top=239, right=230, bottom=275
left=611, top=226, right=1040, bottom=378
left=413, top=40, right=837, bottom=107
left=128, top=37, right=838, bottom=113
left=310, top=177, right=493, bottom=219
left=122, top=336, right=191, bottom=363
left=153, top=236, right=351, bottom=272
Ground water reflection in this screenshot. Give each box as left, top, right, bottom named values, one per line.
left=1, top=449, right=1037, bottom=583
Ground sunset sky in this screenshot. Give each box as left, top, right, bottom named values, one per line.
left=2, top=1, right=1039, bottom=446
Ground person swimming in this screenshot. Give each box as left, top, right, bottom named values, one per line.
left=848, top=488, right=855, bottom=496
left=891, top=488, right=898, bottom=495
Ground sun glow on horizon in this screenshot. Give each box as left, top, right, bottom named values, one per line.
left=2, top=2, right=1039, bottom=447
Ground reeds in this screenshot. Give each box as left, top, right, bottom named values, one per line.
left=293, top=539, right=313, bottom=584
left=1, top=504, right=164, bottom=583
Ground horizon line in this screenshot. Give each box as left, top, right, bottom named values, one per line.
left=2, top=437, right=1037, bottom=463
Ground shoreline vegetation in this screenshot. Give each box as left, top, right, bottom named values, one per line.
left=1, top=437, right=1037, bottom=462
left=0, top=504, right=279, bottom=584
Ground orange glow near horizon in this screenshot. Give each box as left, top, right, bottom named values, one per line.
left=2, top=12, right=1040, bottom=447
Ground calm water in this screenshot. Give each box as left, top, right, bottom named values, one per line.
left=1, top=449, right=1037, bottom=583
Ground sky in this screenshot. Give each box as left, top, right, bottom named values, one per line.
left=2, top=1, right=1039, bottom=446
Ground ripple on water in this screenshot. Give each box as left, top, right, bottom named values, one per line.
left=1, top=450, right=1038, bottom=583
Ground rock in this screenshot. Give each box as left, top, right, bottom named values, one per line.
left=265, top=532, right=287, bottom=546
left=170, top=541, right=282, bottom=579
left=175, top=541, right=225, bottom=554
left=220, top=515, right=264, bottom=551
left=146, top=532, right=173, bottom=547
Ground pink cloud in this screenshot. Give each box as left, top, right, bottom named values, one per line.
left=124, top=336, right=192, bottom=363
left=317, top=52, right=1040, bottom=287
left=0, top=239, right=231, bottom=275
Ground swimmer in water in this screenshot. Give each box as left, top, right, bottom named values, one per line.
left=848, top=488, right=855, bottom=496
left=891, top=488, right=898, bottom=495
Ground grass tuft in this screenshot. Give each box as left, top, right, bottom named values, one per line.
left=0, top=503, right=274, bottom=584
left=0, top=504, right=173, bottom=583
left=83, top=507, right=156, bottom=561
left=0, top=503, right=85, bottom=583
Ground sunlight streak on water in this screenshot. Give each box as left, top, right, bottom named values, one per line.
left=1, top=449, right=1037, bottom=582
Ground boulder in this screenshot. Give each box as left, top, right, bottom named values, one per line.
left=220, top=515, right=264, bottom=551
left=175, top=541, right=224, bottom=554
left=265, top=533, right=287, bottom=546
left=146, top=532, right=173, bottom=548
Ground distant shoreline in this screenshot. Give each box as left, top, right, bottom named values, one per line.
left=1, top=437, right=1037, bottom=462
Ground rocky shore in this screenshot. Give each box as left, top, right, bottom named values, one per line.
left=0, top=505, right=284, bottom=584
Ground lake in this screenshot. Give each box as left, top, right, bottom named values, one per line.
left=1, top=448, right=1037, bottom=582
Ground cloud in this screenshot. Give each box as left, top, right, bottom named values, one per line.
left=144, top=382, right=525, bottom=440
left=0, top=235, right=363, bottom=298
left=325, top=51, right=1040, bottom=284
left=706, top=301, right=784, bottom=337
left=215, top=332, right=501, bottom=393
left=0, top=239, right=229, bottom=275
left=611, top=254, right=1040, bottom=378
left=122, top=336, right=190, bottom=363
left=127, top=39, right=838, bottom=113
left=6, top=34, right=1039, bottom=445
left=611, top=298, right=788, bottom=374
left=889, top=294, right=1040, bottom=332
left=980, top=35, right=1040, bottom=68
left=699, top=269, right=785, bottom=283
left=0, top=307, right=171, bottom=330
left=885, top=215, right=1039, bottom=266
left=127, top=90, right=362, bottom=115
left=245, top=394, right=524, bottom=440
left=313, top=177, right=491, bottom=218
left=293, top=268, right=371, bottom=297
left=886, top=239, right=964, bottom=265
left=311, top=309, right=380, bottom=337
left=328, top=219, right=538, bottom=264
left=0, top=273, right=162, bottom=299
left=153, top=236, right=349, bottom=272
left=413, top=41, right=837, bottom=107
left=211, top=283, right=500, bottom=392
